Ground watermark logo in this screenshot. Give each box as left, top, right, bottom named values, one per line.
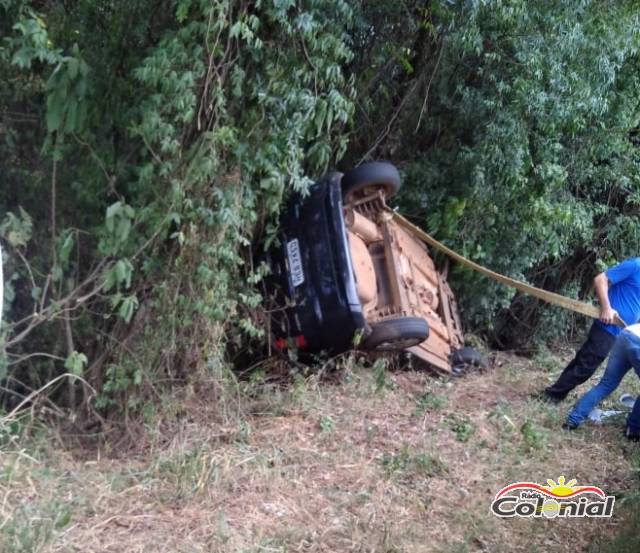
left=491, top=476, right=615, bottom=518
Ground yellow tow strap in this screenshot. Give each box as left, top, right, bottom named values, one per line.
left=388, top=210, right=626, bottom=328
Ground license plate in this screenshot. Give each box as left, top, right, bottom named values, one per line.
left=286, top=238, right=305, bottom=287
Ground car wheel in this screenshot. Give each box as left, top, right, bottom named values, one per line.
left=341, top=161, right=401, bottom=203
left=363, top=317, right=429, bottom=351
left=451, top=346, right=489, bottom=370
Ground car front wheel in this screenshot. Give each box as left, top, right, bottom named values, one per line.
left=363, top=317, right=429, bottom=351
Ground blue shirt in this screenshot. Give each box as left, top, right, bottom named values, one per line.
left=597, top=258, right=640, bottom=336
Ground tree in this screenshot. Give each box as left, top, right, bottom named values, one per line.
left=348, top=0, right=640, bottom=348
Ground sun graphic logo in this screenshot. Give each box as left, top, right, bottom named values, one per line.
left=491, top=475, right=615, bottom=519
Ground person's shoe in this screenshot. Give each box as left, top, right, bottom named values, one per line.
left=625, top=427, right=640, bottom=442
left=534, top=390, right=565, bottom=404
left=562, top=421, right=579, bottom=431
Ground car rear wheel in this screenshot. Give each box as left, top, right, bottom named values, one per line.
left=363, top=317, right=429, bottom=351
left=341, top=161, right=401, bottom=204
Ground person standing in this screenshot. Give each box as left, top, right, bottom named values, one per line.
left=544, top=258, right=640, bottom=402
left=565, top=323, right=640, bottom=440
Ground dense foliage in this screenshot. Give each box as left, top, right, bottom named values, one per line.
left=347, top=0, right=640, bottom=346
left=1, top=0, right=355, bottom=410
left=2, top=0, right=640, bottom=411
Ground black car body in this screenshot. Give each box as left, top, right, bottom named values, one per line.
left=264, top=172, right=365, bottom=353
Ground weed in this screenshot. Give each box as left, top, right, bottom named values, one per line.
left=152, top=447, right=220, bottom=500
left=413, top=452, right=449, bottom=477
left=290, top=372, right=315, bottom=410
left=627, top=448, right=640, bottom=474
left=0, top=428, right=77, bottom=553
left=520, top=420, right=547, bottom=450
left=380, top=444, right=411, bottom=476
left=414, top=391, right=447, bottom=415
left=1, top=502, right=72, bottom=553
left=487, top=400, right=518, bottom=439
left=319, top=414, right=335, bottom=433
left=238, top=418, right=252, bottom=442
left=380, top=444, right=448, bottom=480
left=372, top=357, right=393, bottom=394
left=532, top=346, right=564, bottom=373
left=446, top=414, right=475, bottom=442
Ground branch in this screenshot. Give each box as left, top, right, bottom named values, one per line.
left=0, top=373, right=95, bottom=425
left=3, top=259, right=110, bottom=350
left=414, top=39, right=445, bottom=133
left=358, top=80, right=419, bottom=165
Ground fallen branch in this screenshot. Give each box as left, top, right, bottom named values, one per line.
left=0, top=373, right=96, bottom=426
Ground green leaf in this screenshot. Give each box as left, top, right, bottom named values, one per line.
left=0, top=208, right=33, bottom=247
left=55, top=510, right=72, bottom=529
left=117, top=294, right=138, bottom=323
left=114, top=259, right=133, bottom=289
left=106, top=201, right=123, bottom=233
left=58, top=230, right=75, bottom=266
left=116, top=217, right=131, bottom=244
left=52, top=264, right=63, bottom=283
left=64, top=351, right=88, bottom=376
left=67, top=57, right=78, bottom=79
left=176, top=0, right=192, bottom=22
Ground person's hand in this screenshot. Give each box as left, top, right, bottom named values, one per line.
left=600, top=306, right=619, bottom=325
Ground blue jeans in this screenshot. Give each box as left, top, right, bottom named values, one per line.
left=567, top=329, right=640, bottom=429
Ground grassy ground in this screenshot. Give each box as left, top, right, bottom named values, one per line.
left=2, top=348, right=640, bottom=553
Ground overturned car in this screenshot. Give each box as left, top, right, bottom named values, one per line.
left=262, top=161, right=484, bottom=374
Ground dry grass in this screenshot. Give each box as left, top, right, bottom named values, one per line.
left=2, top=348, right=640, bottom=552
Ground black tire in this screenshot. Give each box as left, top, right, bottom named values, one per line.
left=451, top=346, right=489, bottom=370
left=341, top=161, right=401, bottom=203
left=363, top=317, right=429, bottom=351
